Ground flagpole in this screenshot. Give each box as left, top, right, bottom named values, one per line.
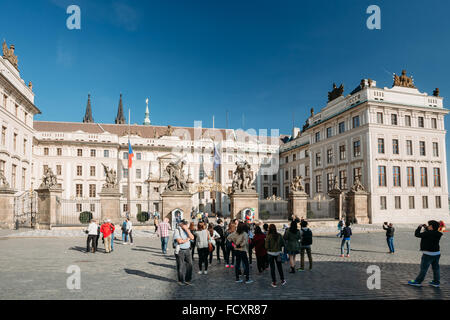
left=128, top=108, right=131, bottom=219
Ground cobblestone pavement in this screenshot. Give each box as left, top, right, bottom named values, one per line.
left=0, top=227, right=449, bottom=300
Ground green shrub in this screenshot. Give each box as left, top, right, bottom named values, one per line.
left=79, top=211, right=93, bottom=224
left=260, top=210, right=270, bottom=220
left=137, top=211, right=150, bottom=223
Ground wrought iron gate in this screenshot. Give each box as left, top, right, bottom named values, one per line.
left=14, top=191, right=38, bottom=229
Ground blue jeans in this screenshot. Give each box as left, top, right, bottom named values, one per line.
left=161, top=236, right=169, bottom=253
left=415, top=254, right=440, bottom=284
left=122, top=232, right=128, bottom=242
left=235, top=250, right=249, bottom=281
left=387, top=237, right=394, bottom=253
left=111, top=232, right=114, bottom=250
left=341, top=239, right=350, bottom=255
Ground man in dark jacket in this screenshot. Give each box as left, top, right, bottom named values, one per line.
left=214, top=219, right=226, bottom=263
left=383, top=222, right=395, bottom=254
left=408, top=220, right=442, bottom=287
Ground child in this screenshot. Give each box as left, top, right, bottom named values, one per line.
left=340, top=221, right=352, bottom=257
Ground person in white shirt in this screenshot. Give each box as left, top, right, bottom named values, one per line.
left=126, top=218, right=133, bottom=245
left=86, top=219, right=98, bottom=253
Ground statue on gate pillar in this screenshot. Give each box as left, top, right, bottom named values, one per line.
left=39, top=168, right=58, bottom=189
left=102, top=164, right=118, bottom=189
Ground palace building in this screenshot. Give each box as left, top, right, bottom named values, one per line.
left=0, top=40, right=448, bottom=224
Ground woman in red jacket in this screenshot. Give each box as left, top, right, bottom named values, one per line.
left=251, top=226, right=267, bottom=273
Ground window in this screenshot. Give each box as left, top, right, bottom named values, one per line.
left=90, top=149, right=96, bottom=157
left=436, top=196, right=442, bottom=209
left=339, top=170, right=347, bottom=189
left=353, top=167, right=361, bottom=184
left=377, top=112, right=383, bottom=124
left=90, top=166, right=96, bottom=177
left=44, top=147, right=49, bottom=156
left=378, top=138, right=385, bottom=154
left=315, top=175, right=322, bottom=193
left=56, top=165, right=62, bottom=175
left=285, top=186, right=289, bottom=198
left=353, top=140, right=361, bottom=157
left=418, top=116, right=424, bottom=128
left=104, top=150, right=109, bottom=158
left=77, top=149, right=83, bottom=157
left=76, top=184, right=83, bottom=197
left=76, top=165, right=82, bottom=176
left=405, top=115, right=411, bottom=127
left=391, top=114, right=398, bottom=125
left=431, top=118, right=437, bottom=129
left=378, top=166, right=386, bottom=186
left=433, top=168, right=441, bottom=187
left=409, top=196, right=415, bottom=209
left=327, top=149, right=333, bottom=164
left=1, top=126, right=6, bottom=146
left=420, top=168, right=428, bottom=187
left=136, top=186, right=142, bottom=198
left=338, top=122, right=345, bottom=134
left=263, top=187, right=269, bottom=199
left=432, top=142, right=439, bottom=157
left=21, top=168, right=26, bottom=189
left=285, top=170, right=289, bottom=180
left=406, top=140, right=413, bottom=156
left=89, top=184, right=96, bottom=198
left=422, top=196, right=428, bottom=209
left=123, top=168, right=128, bottom=178
left=315, top=132, right=320, bottom=143
left=3, top=94, right=7, bottom=108
left=419, top=141, right=426, bottom=156
left=123, top=152, right=128, bottom=160
left=292, top=154, right=296, bottom=162
left=123, top=204, right=128, bottom=212
left=293, top=169, right=297, bottom=178
left=273, top=174, right=277, bottom=181
left=90, top=204, right=96, bottom=212
left=136, top=168, right=141, bottom=179
left=23, top=139, right=27, bottom=154
left=339, top=145, right=346, bottom=160
left=394, top=196, right=401, bottom=209
left=285, top=156, right=289, bottom=164
left=24, top=111, right=28, bottom=125
left=315, top=152, right=321, bottom=166
left=0, top=160, right=4, bottom=175
left=13, top=133, right=17, bottom=151
left=272, top=187, right=278, bottom=196
left=352, top=116, right=360, bottom=128
left=327, top=173, right=334, bottom=192
left=136, top=153, right=142, bottom=160
left=392, top=139, right=399, bottom=155
left=305, top=166, right=309, bottom=177
left=380, top=196, right=387, bottom=210
left=326, top=127, right=332, bottom=138
left=43, top=165, right=48, bottom=173
left=393, top=166, right=401, bottom=187
left=11, top=165, right=16, bottom=189
left=15, top=104, right=18, bottom=117
left=407, top=167, right=415, bottom=187
left=229, top=170, right=233, bottom=180
left=57, top=148, right=62, bottom=156
left=76, top=204, right=82, bottom=212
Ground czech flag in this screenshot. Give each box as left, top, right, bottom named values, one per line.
left=128, top=139, right=134, bottom=169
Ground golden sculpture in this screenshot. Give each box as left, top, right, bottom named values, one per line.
left=2, top=41, right=18, bottom=70
left=393, top=70, right=415, bottom=88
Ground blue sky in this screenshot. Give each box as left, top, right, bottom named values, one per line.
left=2, top=1, right=450, bottom=164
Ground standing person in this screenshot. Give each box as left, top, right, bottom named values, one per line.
left=100, top=219, right=115, bottom=253
left=126, top=218, right=133, bottom=245
left=121, top=219, right=128, bottom=244
left=281, top=224, right=289, bottom=263
left=283, top=221, right=301, bottom=273
left=154, top=214, right=159, bottom=233
left=195, top=221, right=210, bottom=275
left=85, top=219, right=98, bottom=253
left=110, top=222, right=115, bottom=251
left=299, top=220, right=313, bottom=271
left=214, top=219, right=226, bottom=263
left=336, top=219, right=344, bottom=237
left=95, top=223, right=101, bottom=249
left=224, top=222, right=236, bottom=268
left=173, top=220, right=195, bottom=285
left=340, top=221, right=352, bottom=257
left=265, top=224, right=286, bottom=287
left=228, top=222, right=254, bottom=284
left=208, top=223, right=220, bottom=264
left=251, top=225, right=267, bottom=273
left=408, top=221, right=443, bottom=287
left=383, top=222, right=395, bottom=254
left=263, top=223, right=269, bottom=235
left=204, top=212, right=209, bottom=225
left=247, top=223, right=254, bottom=265
left=157, top=217, right=171, bottom=254
left=189, top=222, right=197, bottom=261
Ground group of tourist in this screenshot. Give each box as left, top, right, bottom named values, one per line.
left=85, top=217, right=134, bottom=253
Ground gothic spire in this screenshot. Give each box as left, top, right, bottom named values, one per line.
left=82, top=94, right=94, bottom=123
left=143, top=97, right=151, bottom=125
left=115, top=93, right=126, bottom=124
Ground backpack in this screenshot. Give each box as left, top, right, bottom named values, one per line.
left=214, top=225, right=225, bottom=240
left=301, top=229, right=313, bottom=246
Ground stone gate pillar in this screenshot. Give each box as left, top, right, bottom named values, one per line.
left=161, top=190, right=193, bottom=223
left=98, top=187, right=122, bottom=224
left=347, top=189, right=370, bottom=224
left=289, top=191, right=308, bottom=221
left=328, top=188, right=343, bottom=220
left=230, top=190, right=259, bottom=221
left=0, top=187, right=16, bottom=229
left=35, top=187, right=63, bottom=230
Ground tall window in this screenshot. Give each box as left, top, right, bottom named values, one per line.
left=136, top=153, right=142, bottom=160
left=123, top=168, right=129, bottom=178
left=392, top=139, right=399, bottom=154
left=13, top=133, right=17, bottom=151
left=406, top=140, right=413, bottom=156
left=407, top=167, right=415, bottom=187
left=339, top=170, right=347, bottom=189
left=11, top=165, right=16, bottom=189
left=315, top=175, right=322, bottom=193
left=315, top=132, right=320, bottom=142
left=285, top=156, right=289, bottom=164
left=315, top=152, right=321, bottom=166
left=405, top=115, right=411, bottom=127
left=56, top=165, right=62, bottom=175
left=409, top=196, right=415, bottom=209
left=305, top=166, right=309, bottom=177
left=123, top=152, right=128, bottom=160
left=431, top=118, right=437, bottom=129
left=377, top=112, right=383, bottom=124
left=420, top=167, right=428, bottom=187
left=422, top=196, right=428, bottom=209
left=353, top=140, right=361, bottom=157
left=380, top=196, right=387, bottom=210
left=77, top=149, right=82, bottom=157
left=76, top=165, right=82, bottom=176
left=57, top=148, right=62, bottom=156
left=44, top=147, right=49, bottom=156
left=285, top=170, right=289, bottom=180
left=432, top=142, right=439, bottom=157
left=433, top=168, right=441, bottom=187
left=378, top=138, right=385, bottom=154
left=393, top=166, right=401, bottom=187
left=391, top=114, right=398, bottom=125
left=338, top=122, right=345, bottom=134
left=436, top=196, right=442, bottom=209
left=352, top=116, right=360, bottom=128
left=326, top=127, right=332, bottom=138
left=418, top=116, right=424, bottom=128
left=21, top=168, right=26, bottom=189
left=378, top=166, right=386, bottom=187
left=136, top=168, right=142, bottom=179
left=327, top=149, right=333, bottom=164
left=136, top=186, right=142, bottom=198
left=394, top=196, right=401, bottom=209
left=327, top=173, right=334, bottom=192
left=23, top=139, right=27, bottom=155
left=263, top=187, right=269, bottom=199
left=90, top=166, right=96, bottom=176
left=353, top=167, right=361, bottom=183
left=76, top=184, right=83, bottom=197
left=339, top=145, right=346, bottom=160
left=89, top=184, right=96, bottom=198
left=104, top=150, right=109, bottom=158
left=90, top=149, right=96, bottom=157
left=419, top=141, right=426, bottom=156
left=1, top=126, right=6, bottom=146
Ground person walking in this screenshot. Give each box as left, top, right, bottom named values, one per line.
left=195, top=221, right=210, bottom=274
left=251, top=225, right=267, bottom=273
left=85, top=219, right=98, bottom=253
left=283, top=221, right=301, bottom=273
left=383, top=222, right=395, bottom=254
left=208, top=223, right=220, bottom=264
left=340, top=221, right=352, bottom=257
left=265, top=224, right=286, bottom=287
left=299, top=220, right=313, bottom=271
left=100, top=219, right=115, bottom=253
left=157, top=217, right=171, bottom=254
left=189, top=222, right=197, bottom=260
left=214, top=219, right=226, bottom=263
left=126, top=218, right=133, bottom=245
left=173, top=220, right=194, bottom=285
left=224, top=222, right=236, bottom=268
left=227, top=222, right=254, bottom=284
left=121, top=219, right=128, bottom=244
left=408, top=221, right=443, bottom=288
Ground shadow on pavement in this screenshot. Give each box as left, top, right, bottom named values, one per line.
left=124, top=268, right=177, bottom=283
left=148, top=261, right=176, bottom=269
